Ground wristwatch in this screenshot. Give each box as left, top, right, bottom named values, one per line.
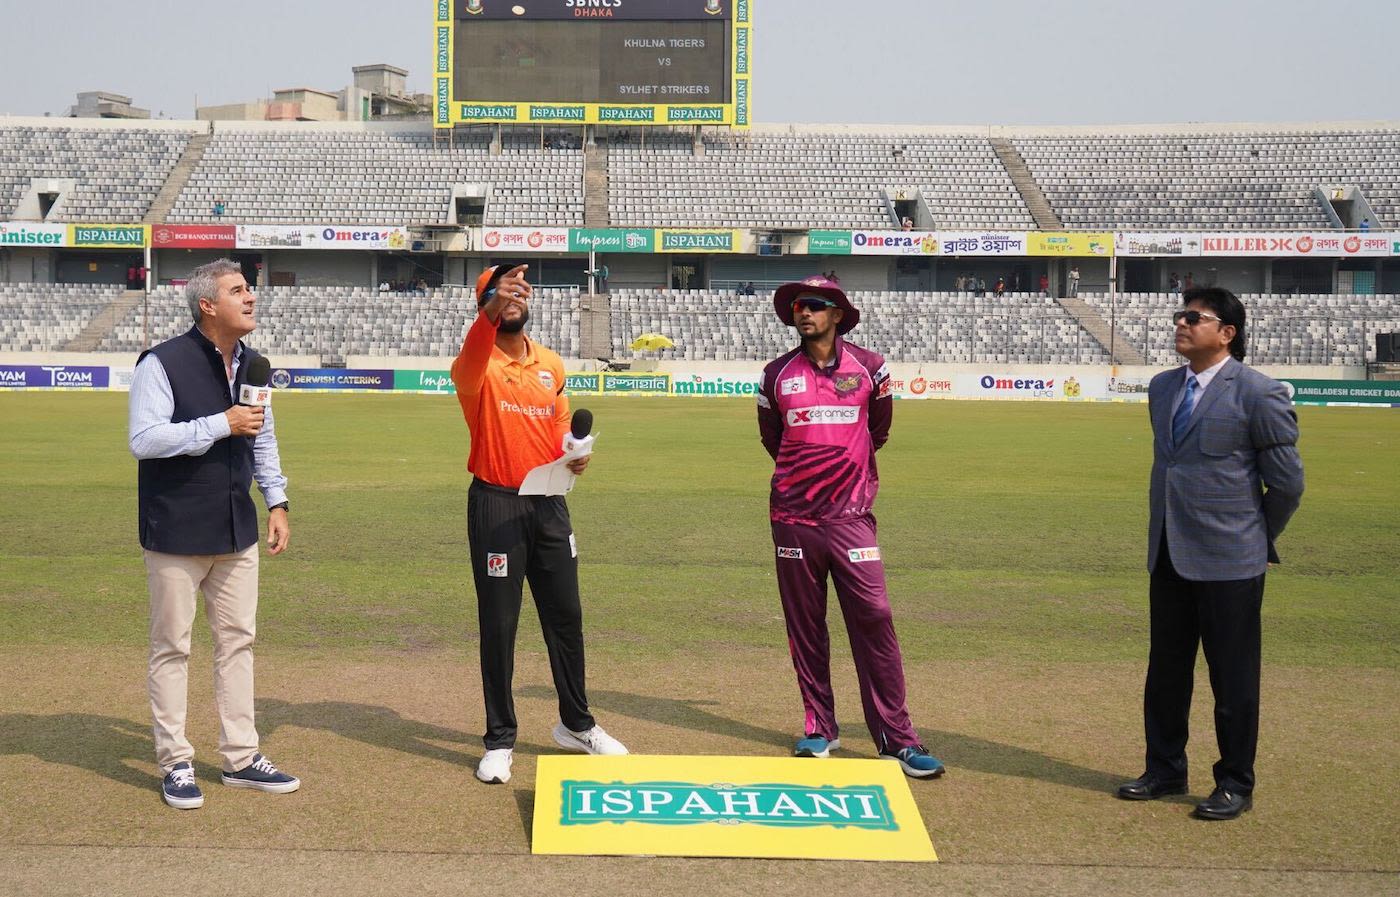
left=269, top=502, right=289, bottom=513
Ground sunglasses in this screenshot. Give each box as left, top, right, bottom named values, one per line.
left=792, top=297, right=837, bottom=314
left=1173, top=309, right=1223, bottom=326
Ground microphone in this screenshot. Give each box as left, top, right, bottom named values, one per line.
left=563, top=408, right=595, bottom=454
left=238, top=355, right=273, bottom=408
left=570, top=409, right=593, bottom=440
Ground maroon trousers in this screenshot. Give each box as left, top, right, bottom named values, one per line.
left=771, top=516, right=920, bottom=751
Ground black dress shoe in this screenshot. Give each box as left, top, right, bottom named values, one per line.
left=1193, top=787, right=1252, bottom=820
left=1116, top=773, right=1188, bottom=800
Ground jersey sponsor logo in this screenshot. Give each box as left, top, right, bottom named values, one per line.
left=777, top=546, right=804, bottom=559
left=487, top=553, right=509, bottom=577
left=833, top=373, right=863, bottom=397
left=848, top=547, right=881, bottom=563
left=538, top=370, right=555, bottom=389
left=875, top=363, right=889, bottom=382
left=786, top=406, right=860, bottom=427
left=780, top=376, right=807, bottom=396
left=877, top=377, right=892, bottom=398
left=499, top=399, right=556, bottom=417
left=756, top=393, right=772, bottom=409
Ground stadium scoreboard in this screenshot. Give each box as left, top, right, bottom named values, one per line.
left=434, top=0, right=751, bottom=127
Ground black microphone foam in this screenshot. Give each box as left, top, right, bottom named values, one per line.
left=245, top=355, right=272, bottom=388
left=570, top=408, right=593, bottom=440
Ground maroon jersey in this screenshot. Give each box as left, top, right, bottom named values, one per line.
left=757, top=338, right=892, bottom=525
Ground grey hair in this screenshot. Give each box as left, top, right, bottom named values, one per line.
left=184, top=258, right=245, bottom=323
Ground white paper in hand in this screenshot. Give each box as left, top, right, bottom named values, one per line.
left=518, top=433, right=597, bottom=496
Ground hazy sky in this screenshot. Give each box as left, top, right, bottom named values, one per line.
left=2, top=0, right=1397, bottom=125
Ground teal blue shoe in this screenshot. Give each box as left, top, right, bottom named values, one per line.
left=881, top=745, right=945, bottom=778
left=794, top=735, right=840, bottom=758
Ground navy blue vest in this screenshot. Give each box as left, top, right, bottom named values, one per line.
left=137, top=326, right=261, bottom=555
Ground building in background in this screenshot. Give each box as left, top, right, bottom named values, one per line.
left=68, top=91, right=150, bottom=120
left=196, top=64, right=429, bottom=122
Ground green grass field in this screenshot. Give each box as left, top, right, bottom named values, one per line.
left=1, top=392, right=1397, bottom=895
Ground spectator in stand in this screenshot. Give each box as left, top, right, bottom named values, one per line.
left=975, top=277, right=986, bottom=297
left=1359, top=217, right=1371, bottom=232
left=1068, top=265, right=1081, bottom=298
left=994, top=277, right=1006, bottom=298
left=213, top=198, right=226, bottom=217
left=1184, top=272, right=1195, bottom=290
left=901, top=217, right=913, bottom=231
left=1039, top=273, right=1050, bottom=297
left=1011, top=271, right=1021, bottom=293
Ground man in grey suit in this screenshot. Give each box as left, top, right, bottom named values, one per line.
left=1117, top=287, right=1304, bottom=821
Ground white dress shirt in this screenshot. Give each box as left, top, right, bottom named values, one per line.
left=128, top=341, right=288, bottom=508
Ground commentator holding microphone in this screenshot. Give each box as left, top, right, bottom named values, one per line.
left=128, top=258, right=298, bottom=810
left=451, top=263, right=627, bottom=786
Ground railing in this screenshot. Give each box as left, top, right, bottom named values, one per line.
left=707, top=279, right=784, bottom=292
left=614, top=309, right=1398, bottom=366
left=2, top=298, right=1394, bottom=367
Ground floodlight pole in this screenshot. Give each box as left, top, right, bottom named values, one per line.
left=143, top=243, right=153, bottom=348
left=1108, top=254, right=1118, bottom=362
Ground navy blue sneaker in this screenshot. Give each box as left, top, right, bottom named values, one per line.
left=221, top=753, right=300, bottom=793
left=162, top=761, right=204, bottom=809
left=881, top=745, right=945, bottom=779
left=794, top=734, right=841, bottom=759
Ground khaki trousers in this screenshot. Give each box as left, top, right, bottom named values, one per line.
left=144, top=544, right=259, bottom=773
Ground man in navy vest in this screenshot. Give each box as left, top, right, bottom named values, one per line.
left=128, top=258, right=298, bottom=809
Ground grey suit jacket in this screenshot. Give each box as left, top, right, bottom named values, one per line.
left=1147, top=357, right=1304, bottom=581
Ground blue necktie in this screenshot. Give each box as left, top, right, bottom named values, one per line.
left=1171, top=375, right=1198, bottom=448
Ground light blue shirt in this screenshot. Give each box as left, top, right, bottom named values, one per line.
left=1172, top=355, right=1230, bottom=418
left=127, top=340, right=288, bottom=509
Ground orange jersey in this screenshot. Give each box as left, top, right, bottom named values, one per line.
left=451, top=311, right=571, bottom=489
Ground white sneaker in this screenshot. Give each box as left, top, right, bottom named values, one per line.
left=553, top=722, right=628, bottom=756
left=475, top=748, right=513, bottom=784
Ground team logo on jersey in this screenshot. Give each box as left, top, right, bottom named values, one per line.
left=777, top=546, right=804, bottom=559
left=538, top=370, right=555, bottom=389
left=780, top=376, right=807, bottom=396
left=786, top=406, right=859, bottom=426
left=833, top=374, right=863, bottom=397
left=487, top=553, right=508, bottom=577
left=848, top=547, right=881, bottom=563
